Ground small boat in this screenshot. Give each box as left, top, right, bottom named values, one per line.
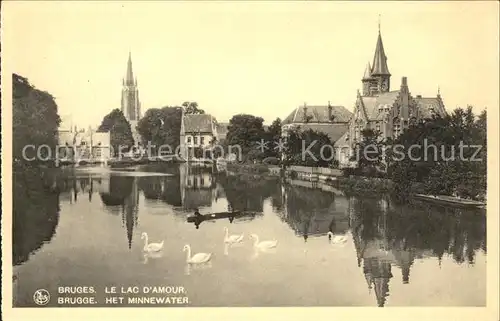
left=187, top=211, right=243, bottom=223
left=412, top=194, right=486, bottom=209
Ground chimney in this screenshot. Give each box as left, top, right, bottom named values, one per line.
left=303, top=102, right=308, bottom=122
left=401, top=77, right=407, bottom=87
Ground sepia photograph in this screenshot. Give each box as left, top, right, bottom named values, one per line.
left=1, top=1, right=499, bottom=319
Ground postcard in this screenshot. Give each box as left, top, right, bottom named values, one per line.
left=1, top=1, right=499, bottom=320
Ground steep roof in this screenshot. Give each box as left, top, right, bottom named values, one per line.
left=184, top=114, right=214, bottom=133
left=282, top=105, right=352, bottom=125
left=371, top=32, right=390, bottom=76
left=414, top=96, right=446, bottom=119
left=363, top=62, right=372, bottom=80
left=288, top=123, right=349, bottom=144
left=125, top=52, right=135, bottom=85
left=360, top=90, right=400, bottom=120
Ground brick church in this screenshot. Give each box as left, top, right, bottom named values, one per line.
left=121, top=52, right=142, bottom=147
left=336, top=25, right=447, bottom=167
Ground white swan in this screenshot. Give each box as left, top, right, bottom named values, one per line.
left=224, top=227, right=244, bottom=244
left=327, top=231, right=348, bottom=244
left=141, top=232, right=164, bottom=252
left=250, top=234, right=278, bottom=249
left=183, top=244, right=212, bottom=264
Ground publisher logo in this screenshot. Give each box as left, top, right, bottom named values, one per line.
left=33, top=289, right=50, bottom=306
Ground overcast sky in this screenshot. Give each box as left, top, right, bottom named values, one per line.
left=4, top=1, right=499, bottom=128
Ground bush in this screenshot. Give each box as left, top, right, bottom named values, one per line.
left=262, top=157, right=280, bottom=165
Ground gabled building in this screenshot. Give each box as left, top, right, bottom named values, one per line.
left=182, top=114, right=218, bottom=159
left=336, top=26, right=447, bottom=167
left=282, top=103, right=353, bottom=144
left=58, top=126, right=111, bottom=162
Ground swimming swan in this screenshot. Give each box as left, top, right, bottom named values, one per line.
left=224, top=227, right=244, bottom=244
left=327, top=231, right=348, bottom=244
left=183, top=244, right=212, bottom=264
left=141, top=232, right=164, bottom=252
left=250, top=234, right=278, bottom=249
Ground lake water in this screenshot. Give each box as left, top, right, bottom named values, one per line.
left=12, top=164, right=487, bottom=307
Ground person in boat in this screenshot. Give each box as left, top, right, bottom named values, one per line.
left=194, top=209, right=201, bottom=217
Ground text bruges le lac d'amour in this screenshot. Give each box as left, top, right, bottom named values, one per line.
left=56, top=286, right=189, bottom=306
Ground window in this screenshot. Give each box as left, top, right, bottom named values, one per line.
left=376, top=124, right=381, bottom=132
left=187, top=136, right=192, bottom=143
left=393, top=118, right=401, bottom=138
left=201, top=137, right=205, bottom=145
left=194, top=137, right=198, bottom=145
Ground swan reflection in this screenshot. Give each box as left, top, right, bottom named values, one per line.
left=184, top=261, right=213, bottom=275
left=142, top=251, right=164, bottom=264
left=223, top=242, right=245, bottom=256
left=250, top=246, right=278, bottom=260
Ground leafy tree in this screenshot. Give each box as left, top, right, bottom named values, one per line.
left=97, top=109, right=134, bottom=156
left=351, top=128, right=386, bottom=177
left=136, top=106, right=183, bottom=155
left=225, top=114, right=265, bottom=161
left=282, top=127, right=334, bottom=167
left=13, top=74, right=61, bottom=164
left=182, top=101, right=205, bottom=115
left=264, top=118, right=282, bottom=158
left=388, top=106, right=487, bottom=200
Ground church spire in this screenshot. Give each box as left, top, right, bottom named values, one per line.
left=371, top=23, right=390, bottom=76
left=126, top=51, right=134, bottom=85
left=362, top=62, right=372, bottom=80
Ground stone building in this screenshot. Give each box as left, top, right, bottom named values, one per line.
left=58, top=126, right=111, bottom=162
left=281, top=103, right=353, bottom=143
left=182, top=114, right=219, bottom=160
left=336, top=27, right=447, bottom=167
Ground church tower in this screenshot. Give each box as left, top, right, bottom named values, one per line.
left=362, top=21, right=391, bottom=96
left=121, top=52, right=141, bottom=145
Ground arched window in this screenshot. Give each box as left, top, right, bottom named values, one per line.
left=393, top=117, right=401, bottom=138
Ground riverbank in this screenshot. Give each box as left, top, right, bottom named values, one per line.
left=334, top=176, right=394, bottom=195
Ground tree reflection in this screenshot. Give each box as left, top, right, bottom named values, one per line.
left=217, top=173, right=277, bottom=212
left=99, top=176, right=134, bottom=208
left=13, top=167, right=60, bottom=266
left=281, top=185, right=349, bottom=239
left=98, top=175, right=138, bottom=249
left=349, top=194, right=487, bottom=307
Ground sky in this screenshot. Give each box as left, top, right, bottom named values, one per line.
left=3, top=1, right=499, bottom=128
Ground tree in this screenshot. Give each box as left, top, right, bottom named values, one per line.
left=182, top=101, right=205, bottom=115
left=351, top=128, right=386, bottom=177
left=282, top=127, right=334, bottom=167
left=388, top=106, right=487, bottom=200
left=136, top=106, right=183, bottom=155
left=13, top=74, right=61, bottom=164
left=264, top=118, right=282, bottom=158
left=225, top=114, right=265, bottom=161
left=98, top=109, right=134, bottom=156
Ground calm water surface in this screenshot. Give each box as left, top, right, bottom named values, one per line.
left=13, top=164, right=486, bottom=307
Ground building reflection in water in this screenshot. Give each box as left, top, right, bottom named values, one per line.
left=59, top=173, right=140, bottom=250
left=279, top=183, right=350, bottom=241
left=348, top=195, right=486, bottom=307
